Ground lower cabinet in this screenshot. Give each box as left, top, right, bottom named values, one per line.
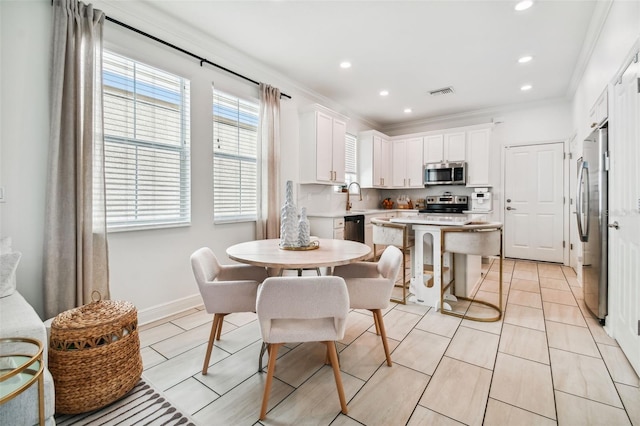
left=364, top=216, right=374, bottom=256
left=308, top=217, right=344, bottom=239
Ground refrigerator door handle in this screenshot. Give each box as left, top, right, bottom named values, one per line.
left=576, top=162, right=590, bottom=242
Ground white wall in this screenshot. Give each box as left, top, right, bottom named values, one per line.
left=0, top=0, right=374, bottom=321
left=571, top=0, right=639, bottom=140
left=0, top=1, right=51, bottom=316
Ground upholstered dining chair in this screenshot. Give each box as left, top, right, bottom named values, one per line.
left=190, top=247, right=268, bottom=375
left=333, top=245, right=403, bottom=366
left=256, top=276, right=350, bottom=420
left=439, top=222, right=504, bottom=322
left=371, top=217, right=414, bottom=304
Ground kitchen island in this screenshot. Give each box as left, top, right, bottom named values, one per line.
left=390, top=214, right=499, bottom=310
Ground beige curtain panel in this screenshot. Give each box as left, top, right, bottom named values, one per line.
left=256, top=83, right=282, bottom=240
left=44, top=0, right=109, bottom=318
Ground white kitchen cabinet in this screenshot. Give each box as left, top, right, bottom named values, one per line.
left=466, top=128, right=492, bottom=187
left=391, top=138, right=423, bottom=188
left=308, top=216, right=344, bottom=239
left=423, top=132, right=465, bottom=163
left=588, top=87, right=608, bottom=130
left=364, top=214, right=374, bottom=257
left=391, top=140, right=407, bottom=187
left=299, top=105, right=348, bottom=184
left=406, top=138, right=424, bottom=187
left=424, top=134, right=444, bottom=163
left=358, top=130, right=390, bottom=188
left=445, top=132, right=466, bottom=161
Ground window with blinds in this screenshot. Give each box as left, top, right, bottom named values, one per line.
left=212, top=89, right=259, bottom=222
left=345, top=133, right=358, bottom=184
left=102, top=51, right=191, bottom=230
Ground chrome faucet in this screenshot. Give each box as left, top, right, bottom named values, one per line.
left=346, top=182, right=362, bottom=211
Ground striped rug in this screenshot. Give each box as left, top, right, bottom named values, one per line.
left=55, top=380, right=194, bottom=426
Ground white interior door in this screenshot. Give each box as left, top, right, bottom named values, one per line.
left=609, top=56, right=640, bottom=375
left=504, top=142, right=565, bottom=262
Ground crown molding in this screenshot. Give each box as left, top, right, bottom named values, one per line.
left=380, top=97, right=570, bottom=134
left=565, top=0, right=614, bottom=98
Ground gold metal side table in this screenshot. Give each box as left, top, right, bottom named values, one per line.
left=0, top=337, right=45, bottom=426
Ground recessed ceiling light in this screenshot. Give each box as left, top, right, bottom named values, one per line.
left=521, top=84, right=533, bottom=91
left=404, top=108, right=412, bottom=113
left=518, top=55, right=533, bottom=63
left=379, top=90, right=389, bottom=96
left=515, top=0, right=533, bottom=11
left=339, top=61, right=351, bottom=69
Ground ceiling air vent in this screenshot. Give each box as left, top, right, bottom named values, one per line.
left=429, top=86, right=455, bottom=96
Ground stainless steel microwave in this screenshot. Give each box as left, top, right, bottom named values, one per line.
left=424, top=161, right=466, bottom=185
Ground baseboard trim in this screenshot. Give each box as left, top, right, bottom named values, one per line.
left=138, top=294, right=202, bottom=326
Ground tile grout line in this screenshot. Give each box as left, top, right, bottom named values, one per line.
left=482, top=257, right=508, bottom=425
left=140, top=259, right=637, bottom=426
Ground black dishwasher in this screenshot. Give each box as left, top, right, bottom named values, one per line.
left=344, top=215, right=365, bottom=243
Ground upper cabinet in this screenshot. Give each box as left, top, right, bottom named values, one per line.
left=588, top=88, right=608, bottom=130
left=423, top=132, right=466, bottom=163
left=358, top=130, right=391, bottom=188
left=391, top=138, right=423, bottom=188
left=358, top=123, right=493, bottom=189
left=299, top=105, right=349, bottom=184
left=466, top=128, right=492, bottom=187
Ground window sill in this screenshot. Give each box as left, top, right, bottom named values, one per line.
left=107, top=221, right=191, bottom=233
left=213, top=218, right=256, bottom=225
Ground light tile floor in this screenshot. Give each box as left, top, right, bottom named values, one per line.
left=139, top=259, right=640, bottom=426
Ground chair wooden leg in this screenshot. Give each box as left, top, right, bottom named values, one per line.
left=260, top=343, right=281, bottom=420
left=326, top=341, right=348, bottom=415
left=373, top=309, right=392, bottom=366
left=373, top=311, right=380, bottom=335
left=258, top=341, right=268, bottom=372
left=215, top=313, right=226, bottom=340
left=202, top=314, right=221, bottom=375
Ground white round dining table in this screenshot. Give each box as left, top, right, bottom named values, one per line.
left=226, top=238, right=371, bottom=270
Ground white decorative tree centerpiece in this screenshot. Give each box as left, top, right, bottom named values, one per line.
left=280, top=180, right=299, bottom=248
left=298, top=207, right=311, bottom=247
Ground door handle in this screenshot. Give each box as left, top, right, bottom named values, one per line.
left=608, top=221, right=619, bottom=229
left=576, top=161, right=590, bottom=242
left=506, top=206, right=516, bottom=211
left=506, top=199, right=511, bottom=203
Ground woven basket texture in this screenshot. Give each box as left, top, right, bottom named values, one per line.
left=49, top=300, right=143, bottom=414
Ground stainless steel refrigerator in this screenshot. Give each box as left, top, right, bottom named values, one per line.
left=576, top=123, right=608, bottom=324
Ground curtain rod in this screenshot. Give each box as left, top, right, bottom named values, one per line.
left=104, top=15, right=291, bottom=99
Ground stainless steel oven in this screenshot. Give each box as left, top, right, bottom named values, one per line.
left=419, top=194, right=468, bottom=214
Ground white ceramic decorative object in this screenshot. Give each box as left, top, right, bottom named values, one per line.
left=280, top=180, right=299, bottom=247
left=298, top=207, right=311, bottom=247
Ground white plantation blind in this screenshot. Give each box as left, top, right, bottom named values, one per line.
left=345, top=133, right=357, bottom=184
left=102, top=51, right=191, bottom=229
left=213, top=89, right=259, bottom=221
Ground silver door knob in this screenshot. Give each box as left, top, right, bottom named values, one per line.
left=506, top=199, right=511, bottom=203
left=608, top=221, right=619, bottom=229
left=506, top=206, right=516, bottom=211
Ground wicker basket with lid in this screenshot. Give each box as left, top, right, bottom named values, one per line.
left=48, top=295, right=142, bottom=414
